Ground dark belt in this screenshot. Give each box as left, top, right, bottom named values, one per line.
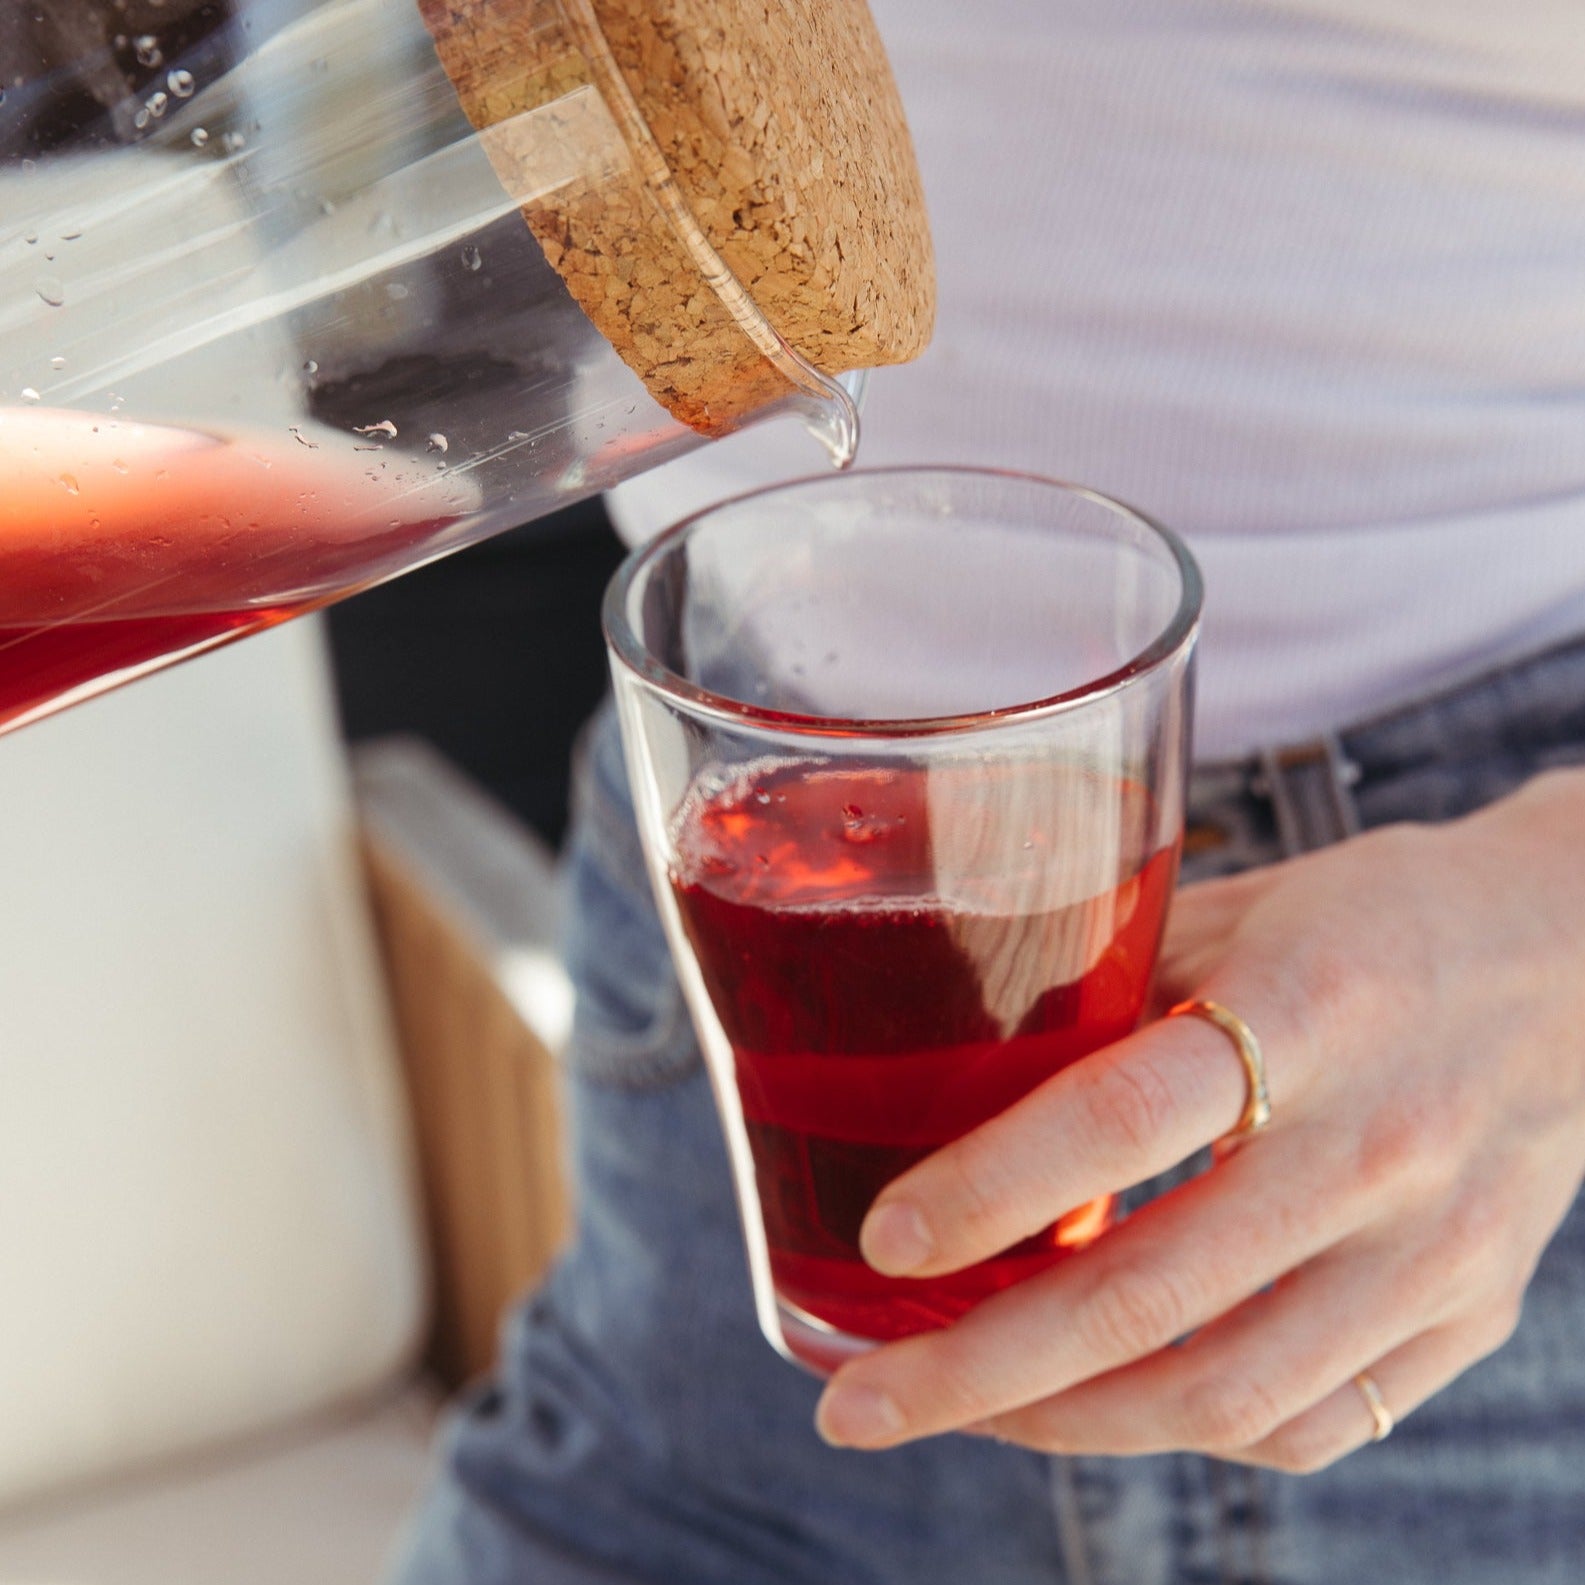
left=1187, top=632, right=1585, bottom=863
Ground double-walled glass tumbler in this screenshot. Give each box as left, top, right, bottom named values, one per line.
left=605, top=468, right=1202, bottom=1374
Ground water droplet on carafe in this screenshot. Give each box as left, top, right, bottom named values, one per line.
left=221, top=130, right=246, bottom=154
left=190, top=127, right=210, bottom=148
left=112, top=458, right=130, bottom=474
left=36, top=277, right=66, bottom=308
left=134, top=36, right=163, bottom=67
left=426, top=433, right=449, bottom=453
left=49, top=355, right=66, bottom=370
left=302, top=358, right=319, bottom=376
left=58, top=474, right=80, bottom=496
left=168, top=68, right=196, bottom=98
left=144, top=90, right=169, bottom=120
left=20, top=388, right=40, bottom=403
left=23, top=230, right=38, bottom=245
left=461, top=245, right=483, bottom=272
left=355, top=419, right=399, bottom=440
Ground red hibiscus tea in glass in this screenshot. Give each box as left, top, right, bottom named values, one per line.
left=605, top=468, right=1201, bottom=1374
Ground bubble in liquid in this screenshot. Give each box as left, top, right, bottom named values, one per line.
left=20, top=388, right=40, bottom=403
left=426, top=432, right=449, bottom=453
left=168, top=68, right=196, bottom=98
left=461, top=244, right=483, bottom=272
left=134, top=36, right=163, bottom=67
left=36, top=277, right=65, bottom=307
left=190, top=127, right=210, bottom=147
left=840, top=803, right=890, bottom=844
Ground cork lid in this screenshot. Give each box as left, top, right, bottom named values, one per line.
left=418, top=0, right=935, bottom=433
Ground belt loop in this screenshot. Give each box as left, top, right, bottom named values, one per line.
left=1252, top=733, right=1362, bottom=857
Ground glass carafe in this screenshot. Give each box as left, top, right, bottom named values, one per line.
left=0, top=0, right=931, bottom=733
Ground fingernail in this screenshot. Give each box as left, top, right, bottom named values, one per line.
left=861, top=1200, right=935, bottom=1274
left=816, top=1383, right=906, bottom=1447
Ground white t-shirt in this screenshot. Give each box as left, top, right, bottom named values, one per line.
left=610, top=0, right=1585, bottom=760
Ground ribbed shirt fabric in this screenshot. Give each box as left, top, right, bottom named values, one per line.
left=609, top=0, right=1585, bottom=759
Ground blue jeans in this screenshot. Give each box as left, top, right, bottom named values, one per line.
left=392, top=642, right=1585, bottom=1585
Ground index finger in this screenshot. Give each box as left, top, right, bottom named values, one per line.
left=858, top=984, right=1305, bottom=1279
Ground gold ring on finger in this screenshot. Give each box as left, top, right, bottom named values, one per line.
left=1353, top=1370, right=1394, bottom=1442
left=1167, top=998, right=1272, bottom=1141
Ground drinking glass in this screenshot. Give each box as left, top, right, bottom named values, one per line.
left=604, top=467, right=1202, bottom=1374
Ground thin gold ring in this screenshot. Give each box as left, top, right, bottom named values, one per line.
left=1167, top=998, right=1272, bottom=1140
left=1353, top=1370, right=1394, bottom=1442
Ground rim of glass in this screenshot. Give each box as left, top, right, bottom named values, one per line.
left=602, top=464, right=1204, bottom=739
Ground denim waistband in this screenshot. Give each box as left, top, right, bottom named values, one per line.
left=1186, top=633, right=1585, bottom=870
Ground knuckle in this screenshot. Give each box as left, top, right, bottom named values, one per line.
left=1179, top=1373, right=1289, bottom=1453
left=921, top=1339, right=1005, bottom=1428
left=1474, top=1292, right=1525, bottom=1357
left=939, top=1131, right=1023, bottom=1244
left=1078, top=1263, right=1191, bottom=1362
left=1408, top=1190, right=1516, bottom=1317
left=1437, top=1185, right=1511, bottom=1259
left=1082, top=1054, right=1179, bottom=1163
left=1349, top=1105, right=1439, bottom=1201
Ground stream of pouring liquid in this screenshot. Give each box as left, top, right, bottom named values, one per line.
left=0, top=407, right=468, bottom=734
